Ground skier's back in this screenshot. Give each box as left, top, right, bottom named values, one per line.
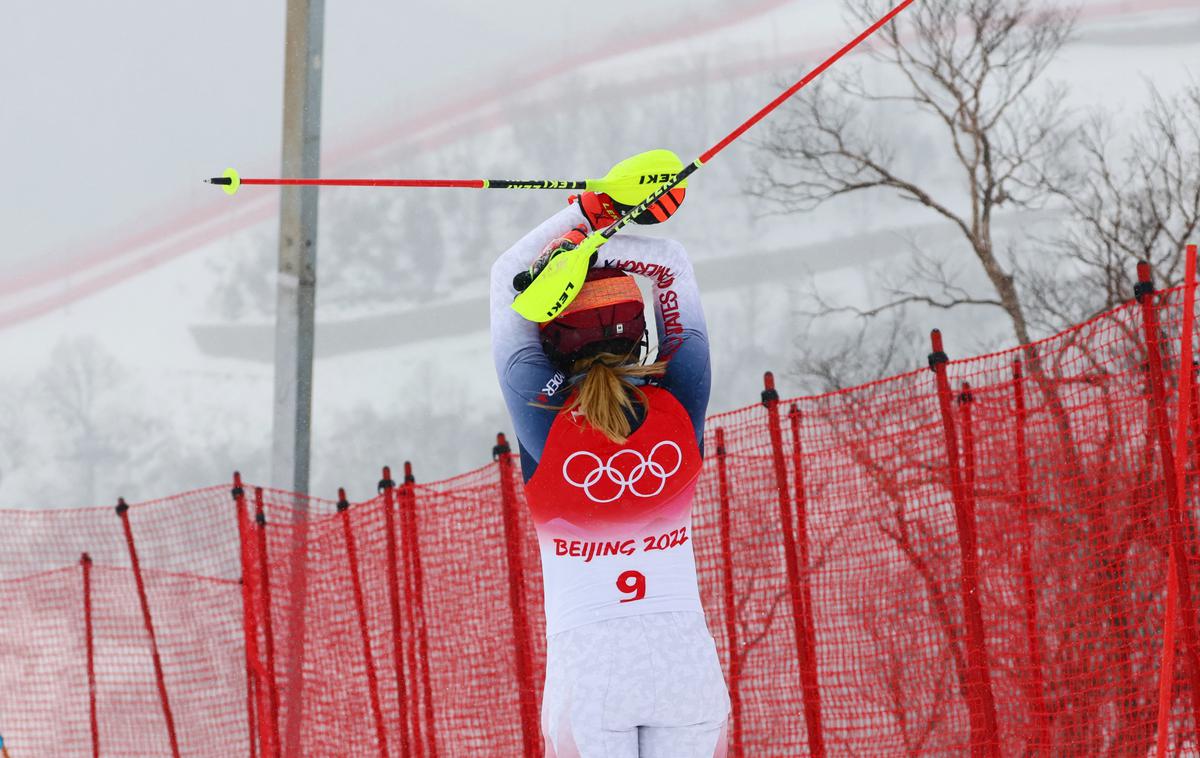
left=490, top=192, right=730, bottom=757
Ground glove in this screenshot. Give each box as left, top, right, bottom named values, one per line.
left=569, top=191, right=622, bottom=231
left=512, top=224, right=590, bottom=293
left=570, top=187, right=686, bottom=227
left=618, top=186, right=685, bottom=225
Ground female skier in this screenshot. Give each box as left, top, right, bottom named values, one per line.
left=490, top=192, right=730, bottom=758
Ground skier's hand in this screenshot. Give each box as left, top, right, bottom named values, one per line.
left=569, top=191, right=621, bottom=232
left=621, top=186, right=686, bottom=225
left=511, top=230, right=607, bottom=322
left=513, top=224, right=590, bottom=293
left=572, top=186, right=686, bottom=228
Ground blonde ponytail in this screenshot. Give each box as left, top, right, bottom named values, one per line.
left=564, top=353, right=667, bottom=444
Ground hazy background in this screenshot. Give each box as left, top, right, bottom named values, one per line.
left=1, top=0, right=1197, bottom=507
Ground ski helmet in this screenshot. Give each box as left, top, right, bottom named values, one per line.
left=539, top=268, right=646, bottom=368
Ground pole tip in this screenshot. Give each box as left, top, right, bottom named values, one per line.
left=761, top=371, right=780, bottom=407
left=493, top=434, right=512, bottom=459
left=927, top=330, right=949, bottom=371
left=404, top=461, right=415, bottom=484
left=958, top=380, right=974, bottom=405
left=337, top=488, right=350, bottom=512
left=930, top=329, right=944, bottom=351
left=208, top=168, right=240, bottom=195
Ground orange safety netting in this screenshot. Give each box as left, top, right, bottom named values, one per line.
left=1, top=269, right=1199, bottom=757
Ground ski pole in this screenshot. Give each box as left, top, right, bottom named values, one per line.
left=606, top=0, right=915, bottom=240
left=510, top=0, right=916, bottom=321
left=206, top=172, right=580, bottom=192
left=204, top=149, right=687, bottom=206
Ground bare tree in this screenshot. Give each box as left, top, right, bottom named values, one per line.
left=743, top=4, right=1199, bottom=752
left=1027, top=83, right=1200, bottom=334
left=0, top=390, right=28, bottom=492
left=747, top=0, right=1075, bottom=348
left=38, top=337, right=127, bottom=504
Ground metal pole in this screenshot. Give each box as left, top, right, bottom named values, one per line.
left=272, top=2, right=324, bottom=754
left=271, top=0, right=324, bottom=494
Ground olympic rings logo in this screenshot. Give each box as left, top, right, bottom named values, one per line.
left=562, top=441, right=683, bottom=503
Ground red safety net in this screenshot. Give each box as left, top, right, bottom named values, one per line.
left=1, top=266, right=1199, bottom=756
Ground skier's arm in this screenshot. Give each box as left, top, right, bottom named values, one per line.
left=595, top=235, right=711, bottom=447
left=490, top=205, right=583, bottom=478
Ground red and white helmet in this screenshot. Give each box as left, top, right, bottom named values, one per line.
left=538, top=268, right=646, bottom=368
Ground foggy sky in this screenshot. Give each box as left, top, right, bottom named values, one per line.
left=0, top=0, right=735, bottom=272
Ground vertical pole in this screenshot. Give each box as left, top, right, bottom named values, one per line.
left=1158, top=244, right=1197, bottom=758
left=338, top=490, right=390, bottom=758
left=1011, top=363, right=1050, bottom=755
left=955, top=382, right=1000, bottom=755
left=761, top=372, right=825, bottom=758
left=494, top=434, right=540, bottom=758
left=1136, top=259, right=1200, bottom=747
left=928, top=333, right=999, bottom=758
left=81, top=553, right=100, bottom=758
left=1157, top=550, right=1180, bottom=758
left=787, top=403, right=824, bottom=752
left=1189, top=360, right=1200, bottom=555
left=398, top=474, right=424, bottom=758
left=379, top=468, right=412, bottom=757
left=273, top=3, right=324, bottom=748
left=233, top=475, right=264, bottom=758
left=1190, top=361, right=1200, bottom=477
left=115, top=498, right=181, bottom=758
left=270, top=0, right=324, bottom=494
left=254, top=489, right=282, bottom=757
left=401, top=461, right=437, bottom=757
left=715, top=428, right=744, bottom=758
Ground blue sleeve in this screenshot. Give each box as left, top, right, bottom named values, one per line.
left=490, top=206, right=587, bottom=480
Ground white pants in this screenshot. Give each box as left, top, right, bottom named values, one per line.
left=541, top=611, right=730, bottom=758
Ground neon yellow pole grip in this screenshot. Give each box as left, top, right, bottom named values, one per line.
left=511, top=232, right=607, bottom=322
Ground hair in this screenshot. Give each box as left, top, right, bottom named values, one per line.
left=563, top=352, right=668, bottom=444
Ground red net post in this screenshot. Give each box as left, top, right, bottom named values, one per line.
left=1010, top=362, right=1050, bottom=755
left=338, top=488, right=390, bottom=757
left=787, top=402, right=824, bottom=752
left=1191, top=360, right=1200, bottom=488
left=929, top=333, right=999, bottom=758
left=232, top=474, right=263, bottom=758
left=1158, top=551, right=1181, bottom=758
left=254, top=487, right=282, bottom=756
left=762, top=372, right=826, bottom=758
left=379, top=467, right=413, bottom=758
left=714, top=427, right=744, bottom=758
left=1136, top=260, right=1200, bottom=744
left=81, top=553, right=99, bottom=758
left=401, top=460, right=437, bottom=757
left=494, top=433, right=541, bottom=758
left=115, top=498, right=182, bottom=758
